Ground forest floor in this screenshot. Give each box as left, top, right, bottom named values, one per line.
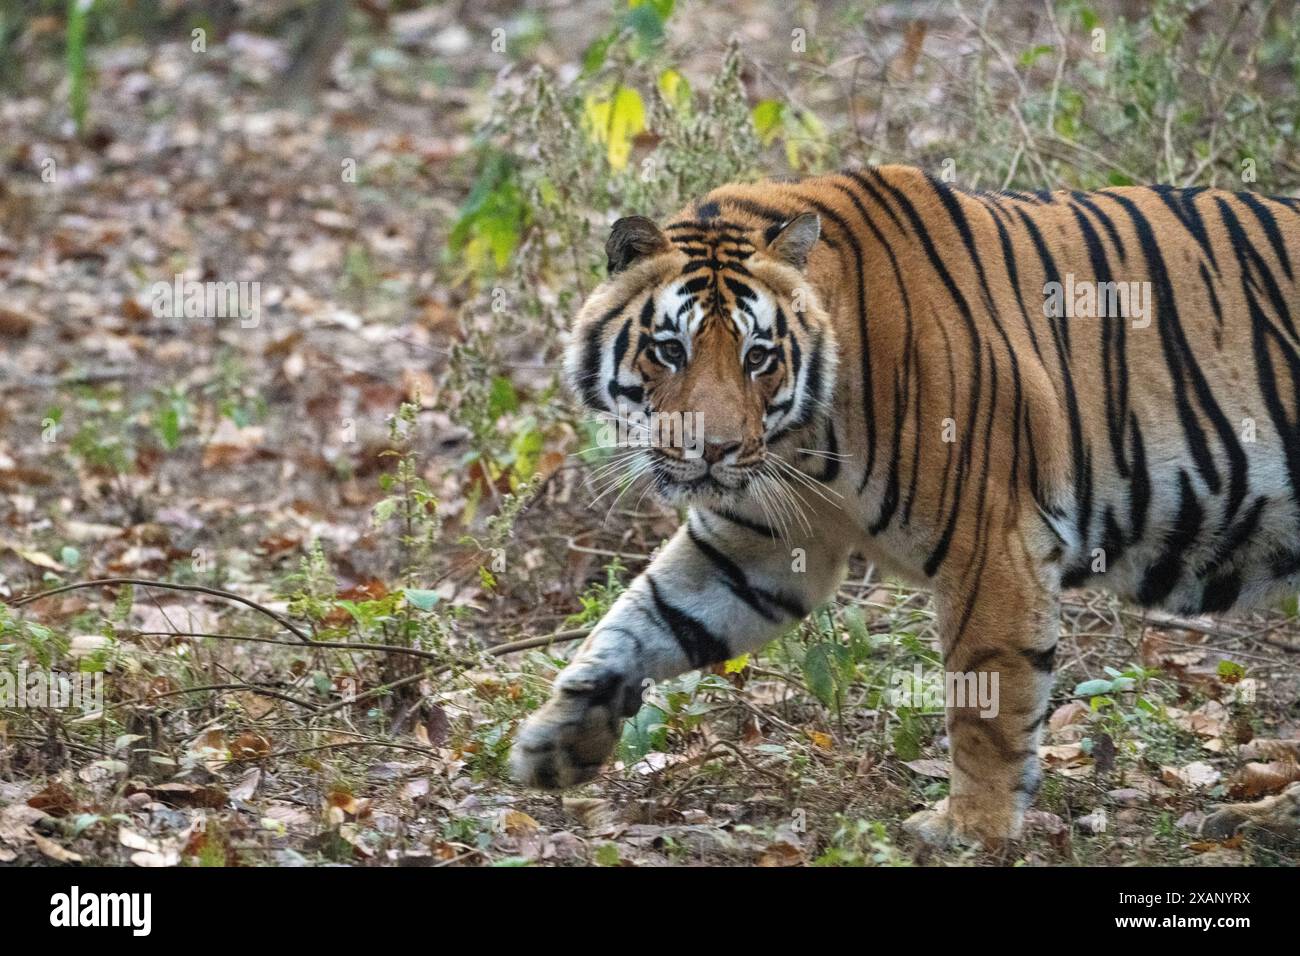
left=1, top=1, right=1297, bottom=867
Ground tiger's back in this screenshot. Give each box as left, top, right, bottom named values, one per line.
left=692, top=166, right=1300, bottom=618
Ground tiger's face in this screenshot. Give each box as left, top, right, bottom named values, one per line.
left=566, top=209, right=838, bottom=509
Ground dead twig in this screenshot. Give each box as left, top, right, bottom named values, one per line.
left=10, top=577, right=314, bottom=643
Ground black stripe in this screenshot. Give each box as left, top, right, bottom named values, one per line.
left=1021, top=644, right=1057, bottom=673
left=1137, top=470, right=1204, bottom=606
left=687, top=518, right=807, bottom=621
left=646, top=575, right=731, bottom=667
left=580, top=294, right=644, bottom=408
left=1237, top=191, right=1294, bottom=282
left=708, top=507, right=779, bottom=540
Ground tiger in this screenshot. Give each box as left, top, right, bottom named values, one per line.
left=509, top=163, right=1300, bottom=849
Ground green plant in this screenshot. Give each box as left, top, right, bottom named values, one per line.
left=813, top=816, right=908, bottom=867
left=66, top=0, right=91, bottom=136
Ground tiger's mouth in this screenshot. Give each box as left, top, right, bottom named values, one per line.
left=649, top=449, right=755, bottom=505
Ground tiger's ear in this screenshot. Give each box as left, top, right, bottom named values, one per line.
left=606, top=216, right=670, bottom=275
left=765, top=212, right=821, bottom=270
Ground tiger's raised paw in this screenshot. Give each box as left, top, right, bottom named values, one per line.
left=509, top=664, right=641, bottom=790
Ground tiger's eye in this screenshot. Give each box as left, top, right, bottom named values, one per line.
left=745, top=346, right=772, bottom=371
left=658, top=340, right=686, bottom=366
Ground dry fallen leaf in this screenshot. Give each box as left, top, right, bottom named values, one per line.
left=1161, top=761, right=1221, bottom=790
left=119, top=827, right=161, bottom=853
left=807, top=730, right=834, bottom=751
left=27, top=781, right=79, bottom=818
left=1226, top=761, right=1300, bottom=799
left=230, top=767, right=262, bottom=801
left=230, top=732, right=272, bottom=758
left=0, top=803, right=46, bottom=845
left=33, top=833, right=82, bottom=863
left=757, top=838, right=805, bottom=867
left=903, top=758, right=950, bottom=778
left=1048, top=700, right=1091, bottom=732
left=502, top=809, right=540, bottom=835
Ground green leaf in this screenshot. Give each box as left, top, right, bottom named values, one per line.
left=1074, top=678, right=1113, bottom=696
left=594, top=843, right=621, bottom=866
left=509, top=421, right=543, bottom=481
left=157, top=402, right=181, bottom=450
left=1019, top=44, right=1055, bottom=68
left=448, top=151, right=527, bottom=276
left=629, top=0, right=674, bottom=19
left=402, top=589, right=441, bottom=611
left=617, top=701, right=667, bottom=763
left=891, top=713, right=923, bottom=761
left=752, top=99, right=785, bottom=143
left=581, top=31, right=616, bottom=74
left=488, top=376, right=519, bottom=418
left=1216, top=659, right=1246, bottom=679
left=66, top=0, right=91, bottom=137
left=803, top=643, right=836, bottom=707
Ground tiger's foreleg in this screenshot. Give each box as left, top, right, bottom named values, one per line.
left=511, top=508, right=850, bottom=789
left=906, top=565, right=1060, bottom=850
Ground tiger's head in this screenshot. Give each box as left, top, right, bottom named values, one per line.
left=566, top=207, right=838, bottom=509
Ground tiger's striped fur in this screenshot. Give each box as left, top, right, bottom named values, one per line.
left=510, top=164, right=1300, bottom=848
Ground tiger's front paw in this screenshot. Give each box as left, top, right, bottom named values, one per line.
left=903, top=798, right=1019, bottom=851
left=510, top=664, right=640, bottom=790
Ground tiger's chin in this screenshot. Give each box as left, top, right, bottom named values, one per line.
left=652, top=469, right=749, bottom=510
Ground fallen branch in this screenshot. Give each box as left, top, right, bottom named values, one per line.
left=10, top=577, right=314, bottom=643
left=228, top=739, right=444, bottom=763
left=115, top=681, right=322, bottom=713
left=312, top=626, right=591, bottom=717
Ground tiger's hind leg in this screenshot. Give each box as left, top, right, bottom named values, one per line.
left=905, top=565, right=1059, bottom=850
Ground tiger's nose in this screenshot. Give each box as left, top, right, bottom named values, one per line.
left=701, top=442, right=740, bottom=465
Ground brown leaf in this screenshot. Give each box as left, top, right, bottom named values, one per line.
left=229, top=732, right=271, bottom=758
left=757, top=839, right=805, bottom=867
left=27, top=782, right=79, bottom=818
left=33, top=833, right=82, bottom=863
left=326, top=789, right=360, bottom=817
left=235, top=691, right=277, bottom=720
left=1048, top=700, right=1090, bottom=732
left=1226, top=761, right=1300, bottom=799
